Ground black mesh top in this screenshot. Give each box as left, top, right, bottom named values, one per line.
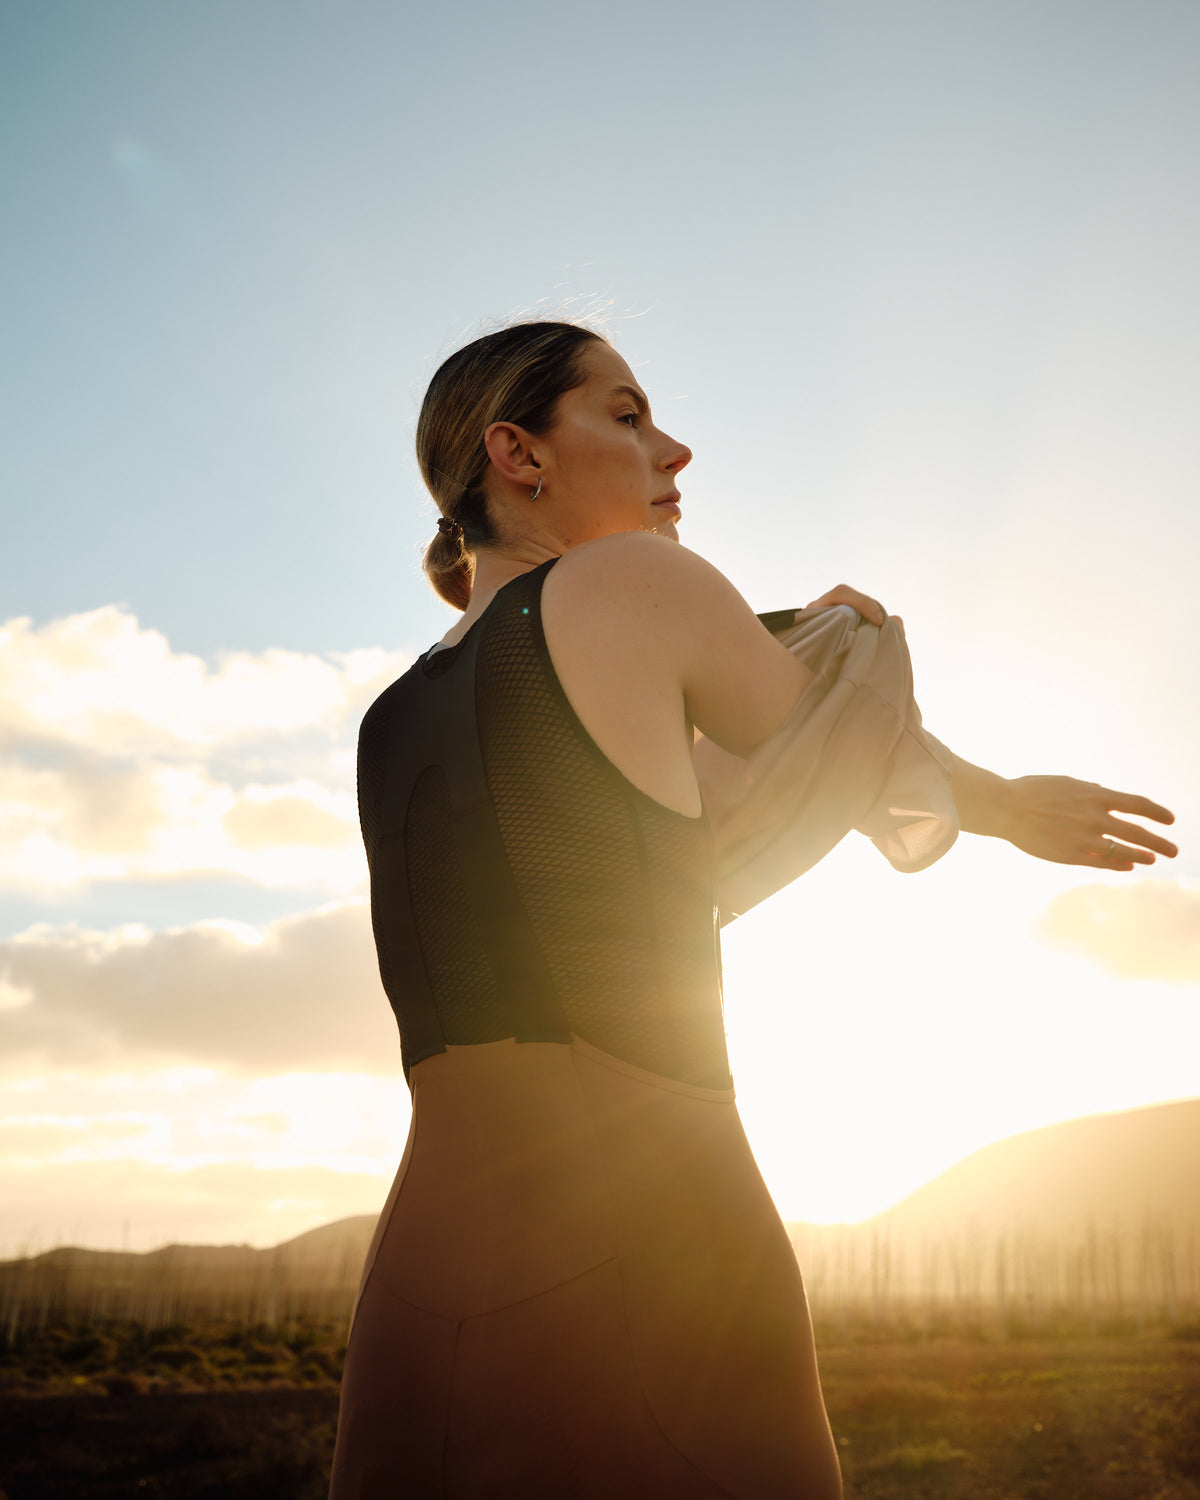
left=357, top=558, right=730, bottom=1090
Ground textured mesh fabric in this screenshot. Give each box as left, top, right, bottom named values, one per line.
left=357, top=560, right=730, bottom=1090
left=405, top=766, right=508, bottom=1044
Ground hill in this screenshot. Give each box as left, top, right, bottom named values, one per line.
left=838, top=1094, right=1200, bottom=1243
left=0, top=1216, right=378, bottom=1333
left=786, top=1096, right=1200, bottom=1317
left=3, top=1098, right=1197, bottom=1331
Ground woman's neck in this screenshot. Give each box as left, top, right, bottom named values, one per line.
left=437, top=542, right=559, bottom=647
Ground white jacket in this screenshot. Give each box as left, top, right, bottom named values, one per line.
left=701, top=605, right=959, bottom=924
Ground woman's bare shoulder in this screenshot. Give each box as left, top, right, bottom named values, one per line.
left=547, top=532, right=733, bottom=617
left=545, top=533, right=811, bottom=757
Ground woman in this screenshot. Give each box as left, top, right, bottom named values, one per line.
left=329, top=322, right=1175, bottom=1499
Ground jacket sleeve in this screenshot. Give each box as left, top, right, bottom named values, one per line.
left=699, top=605, right=959, bottom=925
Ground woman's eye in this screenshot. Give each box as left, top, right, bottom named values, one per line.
left=618, top=413, right=639, bottom=427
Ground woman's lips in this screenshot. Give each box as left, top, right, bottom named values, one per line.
left=652, top=495, right=682, bottom=520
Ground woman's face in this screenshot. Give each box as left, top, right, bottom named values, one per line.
left=533, top=342, right=692, bottom=545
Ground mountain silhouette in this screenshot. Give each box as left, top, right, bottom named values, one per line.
left=850, top=1094, right=1200, bottom=1241
left=786, top=1096, right=1200, bottom=1310
left=3, top=1097, right=1196, bottom=1326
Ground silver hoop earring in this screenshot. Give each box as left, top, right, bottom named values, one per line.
left=530, top=475, right=543, bottom=502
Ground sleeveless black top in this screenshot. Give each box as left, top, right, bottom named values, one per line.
left=356, top=559, right=731, bottom=1091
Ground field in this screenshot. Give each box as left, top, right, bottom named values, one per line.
left=1, top=1322, right=1198, bottom=1498
left=821, top=1333, right=1200, bottom=1499
left=7, top=1088, right=1197, bottom=1493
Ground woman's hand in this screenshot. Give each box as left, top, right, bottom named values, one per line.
left=800, top=593, right=1179, bottom=872
left=995, top=775, right=1177, bottom=871
left=804, top=584, right=889, bottom=628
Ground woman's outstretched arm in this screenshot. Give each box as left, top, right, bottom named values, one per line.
left=943, top=753, right=1177, bottom=871
left=795, top=585, right=1179, bottom=873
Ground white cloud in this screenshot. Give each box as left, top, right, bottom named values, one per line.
left=0, top=976, right=34, bottom=1012
left=0, top=608, right=405, bottom=751
left=1038, top=879, right=1200, bottom=982
left=223, top=784, right=357, bottom=851
left=0, top=1157, right=389, bottom=1256
left=0, top=1067, right=409, bottom=1254
left=0, top=902, right=401, bottom=1073
left=0, top=1111, right=165, bottom=1166
left=0, top=606, right=409, bottom=893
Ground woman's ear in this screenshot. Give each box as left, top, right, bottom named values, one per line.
left=483, top=421, right=539, bottom=487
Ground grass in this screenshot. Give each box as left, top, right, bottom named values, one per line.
left=819, top=1335, right=1200, bottom=1499
left=0, top=1387, right=339, bottom=1500
left=1, top=1325, right=1199, bottom=1497
left=0, top=1317, right=345, bottom=1397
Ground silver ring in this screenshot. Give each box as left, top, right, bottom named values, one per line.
left=1101, top=839, right=1120, bottom=859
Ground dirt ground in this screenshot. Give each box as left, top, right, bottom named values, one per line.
left=0, top=1386, right=339, bottom=1500
left=0, top=1336, right=1197, bottom=1498
left=821, top=1336, right=1200, bottom=1499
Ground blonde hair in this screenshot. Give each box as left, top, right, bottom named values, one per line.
left=417, top=322, right=604, bottom=610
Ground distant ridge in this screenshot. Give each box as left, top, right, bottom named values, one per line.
left=4, top=1098, right=1194, bottom=1296
left=792, top=1095, right=1200, bottom=1244
left=10, top=1216, right=378, bottom=1278
left=784, top=1097, right=1200, bottom=1315
left=0, top=1216, right=379, bottom=1331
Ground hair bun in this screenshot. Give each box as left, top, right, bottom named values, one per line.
left=436, top=516, right=465, bottom=542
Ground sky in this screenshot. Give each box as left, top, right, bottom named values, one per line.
left=2, top=0, right=1198, bottom=1255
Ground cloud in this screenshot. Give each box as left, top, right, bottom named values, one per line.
left=1038, top=880, right=1200, bottom=982
left=1, top=1157, right=390, bottom=1255
left=0, top=1112, right=157, bottom=1162
left=222, top=786, right=357, bottom=851
left=0, top=1068, right=410, bottom=1254
left=0, top=608, right=405, bottom=751
left=0, top=902, right=401, bottom=1074
left=1, top=760, right=364, bottom=891
left=0, top=607, right=409, bottom=893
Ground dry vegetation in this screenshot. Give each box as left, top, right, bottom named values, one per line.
left=794, top=1216, right=1200, bottom=1342
left=1, top=1220, right=1198, bottom=1498
left=820, top=1333, right=1200, bottom=1500
left=0, top=1316, right=345, bottom=1398
left=0, top=1382, right=340, bottom=1500
left=1, top=1321, right=1198, bottom=1499
left=0, top=1227, right=371, bottom=1341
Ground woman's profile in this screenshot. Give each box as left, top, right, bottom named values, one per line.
left=328, top=320, right=1175, bottom=1498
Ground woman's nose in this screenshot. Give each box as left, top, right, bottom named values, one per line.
left=663, top=434, right=692, bottom=472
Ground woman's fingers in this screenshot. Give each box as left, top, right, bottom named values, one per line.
left=1104, top=815, right=1179, bottom=858
left=1087, top=845, right=1138, bottom=869
left=1103, top=845, right=1152, bottom=866
left=1087, top=847, right=1138, bottom=869
left=1002, top=774, right=1178, bottom=870
left=1093, top=788, right=1179, bottom=864
left=1098, top=788, right=1176, bottom=825
left=804, top=584, right=887, bottom=625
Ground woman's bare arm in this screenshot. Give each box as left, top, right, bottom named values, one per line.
left=779, top=585, right=1178, bottom=871
left=547, top=532, right=818, bottom=758
left=543, top=534, right=819, bottom=819
left=945, top=752, right=1177, bottom=871
left=694, top=575, right=1178, bottom=873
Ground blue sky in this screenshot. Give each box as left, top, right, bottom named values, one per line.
left=2, top=1, right=1198, bottom=1250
